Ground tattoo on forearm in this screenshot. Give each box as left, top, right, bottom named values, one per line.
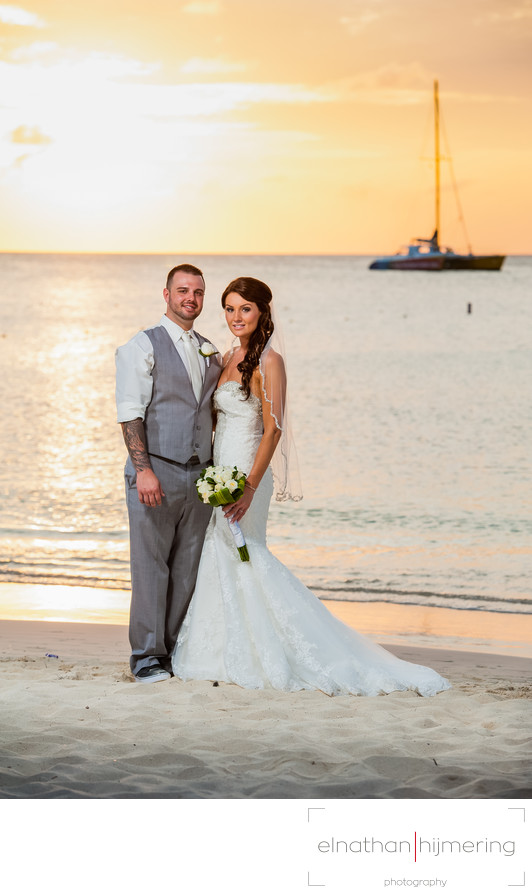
left=121, top=419, right=153, bottom=473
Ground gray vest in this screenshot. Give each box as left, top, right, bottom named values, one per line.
left=143, top=325, right=220, bottom=463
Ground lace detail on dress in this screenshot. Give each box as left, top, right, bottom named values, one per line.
left=173, top=383, right=451, bottom=697
left=213, top=381, right=263, bottom=477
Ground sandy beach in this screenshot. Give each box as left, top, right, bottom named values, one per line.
left=1, top=600, right=531, bottom=800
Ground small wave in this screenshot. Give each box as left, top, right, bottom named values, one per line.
left=0, top=568, right=130, bottom=589
left=0, top=567, right=530, bottom=614
left=0, top=527, right=127, bottom=540
left=313, top=585, right=532, bottom=614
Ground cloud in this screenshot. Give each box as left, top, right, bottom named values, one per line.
left=343, top=63, right=430, bottom=91
left=486, top=3, right=532, bottom=23
left=6, top=50, right=159, bottom=81
left=319, top=63, right=432, bottom=105
left=135, top=82, right=329, bottom=119
left=10, top=42, right=58, bottom=61
left=0, top=4, right=45, bottom=27
left=180, top=56, right=250, bottom=75
left=182, top=1, right=221, bottom=14
left=320, top=63, right=521, bottom=106
left=339, top=0, right=385, bottom=35
left=339, top=11, right=381, bottom=36
left=11, top=124, right=51, bottom=144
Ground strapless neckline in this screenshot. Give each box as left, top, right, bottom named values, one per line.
left=215, top=380, right=261, bottom=406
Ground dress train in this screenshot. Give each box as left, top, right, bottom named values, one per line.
left=172, top=383, right=450, bottom=697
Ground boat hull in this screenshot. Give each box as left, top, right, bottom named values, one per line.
left=369, top=253, right=505, bottom=271
left=441, top=255, right=505, bottom=270
left=370, top=256, right=444, bottom=270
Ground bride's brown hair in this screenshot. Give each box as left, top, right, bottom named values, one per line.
left=221, top=277, right=274, bottom=400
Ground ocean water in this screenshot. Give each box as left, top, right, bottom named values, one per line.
left=1, top=252, right=530, bottom=616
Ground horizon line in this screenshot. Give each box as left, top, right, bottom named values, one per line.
left=1, top=250, right=527, bottom=258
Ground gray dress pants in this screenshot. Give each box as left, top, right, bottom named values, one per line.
left=125, top=454, right=212, bottom=675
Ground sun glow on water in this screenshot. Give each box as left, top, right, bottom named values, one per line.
left=1, top=254, right=531, bottom=626
left=0, top=583, right=130, bottom=624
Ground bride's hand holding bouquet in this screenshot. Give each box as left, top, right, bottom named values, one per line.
left=195, top=465, right=250, bottom=561
left=223, top=478, right=255, bottom=524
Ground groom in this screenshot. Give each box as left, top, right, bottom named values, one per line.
left=115, top=263, right=220, bottom=683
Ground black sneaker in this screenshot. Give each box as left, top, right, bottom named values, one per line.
left=134, top=665, right=171, bottom=684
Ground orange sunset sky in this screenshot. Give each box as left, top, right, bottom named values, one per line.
left=1, top=0, right=531, bottom=254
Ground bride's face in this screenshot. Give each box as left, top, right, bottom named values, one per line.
left=224, top=292, right=261, bottom=340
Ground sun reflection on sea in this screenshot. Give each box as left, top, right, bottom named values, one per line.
left=0, top=583, right=130, bottom=625
left=1, top=583, right=530, bottom=658
left=1, top=254, right=531, bottom=630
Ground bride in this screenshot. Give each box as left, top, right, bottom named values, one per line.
left=172, top=277, right=450, bottom=697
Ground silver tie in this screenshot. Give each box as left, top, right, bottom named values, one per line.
left=181, top=329, right=203, bottom=402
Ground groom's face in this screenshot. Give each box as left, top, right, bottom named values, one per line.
left=164, top=272, right=205, bottom=329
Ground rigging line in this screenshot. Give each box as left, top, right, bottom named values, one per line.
left=440, top=112, right=473, bottom=254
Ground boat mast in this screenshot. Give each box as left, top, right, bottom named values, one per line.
left=434, top=79, right=440, bottom=245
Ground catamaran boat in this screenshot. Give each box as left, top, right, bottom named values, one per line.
left=369, top=82, right=505, bottom=272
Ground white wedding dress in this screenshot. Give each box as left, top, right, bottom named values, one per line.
left=172, top=382, right=451, bottom=697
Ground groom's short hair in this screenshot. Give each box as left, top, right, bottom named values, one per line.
left=166, top=264, right=205, bottom=290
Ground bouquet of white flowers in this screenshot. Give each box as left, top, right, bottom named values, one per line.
left=195, top=465, right=250, bottom=561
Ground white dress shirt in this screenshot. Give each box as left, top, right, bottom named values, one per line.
left=115, top=315, right=205, bottom=423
